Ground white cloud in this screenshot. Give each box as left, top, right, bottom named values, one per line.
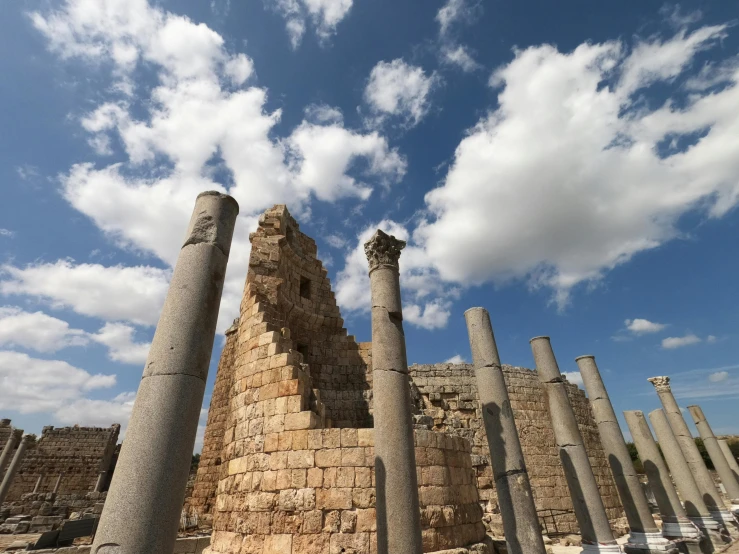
left=709, top=370, right=729, bottom=383
left=707, top=335, right=717, bottom=343
left=268, top=0, right=352, bottom=48
left=0, top=307, right=88, bottom=352
left=90, top=323, right=151, bottom=364
left=562, top=371, right=584, bottom=387
left=436, top=0, right=480, bottom=36
left=444, top=354, right=465, bottom=364
left=55, top=392, right=135, bottom=428
left=0, top=229, right=14, bottom=238
left=415, top=23, right=739, bottom=308
left=441, top=45, right=481, bottom=72
left=325, top=234, right=347, bottom=249
left=0, top=350, right=115, bottom=413
left=335, top=220, right=458, bottom=329
left=363, top=59, right=440, bottom=128
left=662, top=334, right=702, bottom=349
left=625, top=318, right=667, bottom=334
left=1, top=261, right=170, bottom=326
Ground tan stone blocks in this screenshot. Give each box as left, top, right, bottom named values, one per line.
left=315, top=448, right=341, bottom=468
left=263, top=534, right=291, bottom=554
left=340, top=447, right=366, bottom=466
left=287, top=450, right=315, bottom=468
left=284, top=411, right=317, bottom=431
left=307, top=467, right=323, bottom=488
left=316, top=488, right=352, bottom=510
left=329, top=532, right=369, bottom=554
left=292, top=533, right=329, bottom=553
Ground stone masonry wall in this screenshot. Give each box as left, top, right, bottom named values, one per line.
left=4, top=425, right=120, bottom=502
left=408, top=363, right=623, bottom=536
left=0, top=420, right=12, bottom=453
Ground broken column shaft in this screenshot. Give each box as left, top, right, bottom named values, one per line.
left=465, top=308, right=546, bottom=554
left=577, top=356, right=675, bottom=554
left=718, top=440, right=739, bottom=484
left=0, top=429, right=21, bottom=482
left=687, top=405, right=739, bottom=512
left=530, top=337, right=621, bottom=553
left=648, top=377, right=738, bottom=535
left=365, top=229, right=423, bottom=554
left=624, top=411, right=704, bottom=552
left=649, top=409, right=728, bottom=548
left=92, top=191, right=239, bottom=554
left=0, top=434, right=33, bottom=505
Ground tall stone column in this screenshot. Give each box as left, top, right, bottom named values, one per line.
left=624, top=411, right=704, bottom=553
left=53, top=473, right=63, bottom=494
left=33, top=474, right=44, bottom=493
left=465, top=308, right=546, bottom=554
left=0, top=429, right=22, bottom=482
left=0, top=434, right=33, bottom=505
left=577, top=357, right=676, bottom=553
left=649, top=409, right=729, bottom=548
left=648, top=377, right=738, bottom=535
left=365, top=230, right=423, bottom=554
left=92, top=191, right=239, bottom=554
left=718, top=440, right=739, bottom=483
left=530, top=337, right=621, bottom=553
left=687, top=405, right=739, bottom=514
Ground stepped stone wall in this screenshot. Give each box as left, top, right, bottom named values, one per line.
left=189, top=204, right=624, bottom=550
left=0, top=419, right=13, bottom=452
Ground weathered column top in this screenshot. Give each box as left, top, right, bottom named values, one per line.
left=648, top=376, right=671, bottom=392
left=182, top=190, right=240, bottom=256
left=364, top=229, right=406, bottom=273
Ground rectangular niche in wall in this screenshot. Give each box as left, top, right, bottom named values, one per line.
left=299, top=276, right=311, bottom=299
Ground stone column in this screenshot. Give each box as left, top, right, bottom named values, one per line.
left=718, top=440, right=739, bottom=483
left=53, top=473, right=63, bottom=494
left=649, top=409, right=728, bottom=548
left=365, top=229, right=423, bottom=554
left=94, top=471, right=106, bottom=493
left=0, top=434, right=33, bottom=505
left=687, top=405, right=739, bottom=513
left=0, top=429, right=21, bottom=482
left=624, top=411, right=704, bottom=552
left=577, top=357, right=675, bottom=553
left=92, top=191, right=239, bottom=554
left=33, top=474, right=44, bottom=493
left=648, top=377, right=738, bottom=535
left=465, top=308, right=546, bottom=554
left=530, top=337, right=621, bottom=553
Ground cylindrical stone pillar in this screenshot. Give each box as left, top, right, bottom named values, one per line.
left=365, top=229, right=423, bottom=554
left=577, top=357, right=676, bottom=553
left=648, top=377, right=738, bottom=535
left=624, top=411, right=704, bottom=550
left=465, top=308, right=546, bottom=554
left=92, top=191, right=239, bottom=554
left=649, top=409, right=729, bottom=548
left=53, top=473, right=63, bottom=494
left=530, top=337, right=621, bottom=553
left=0, top=434, right=33, bottom=505
left=718, top=440, right=739, bottom=484
left=33, top=474, right=44, bottom=493
left=94, top=471, right=106, bottom=493
left=687, top=405, right=739, bottom=511
left=0, top=429, right=22, bottom=482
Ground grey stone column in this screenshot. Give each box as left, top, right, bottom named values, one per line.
left=649, top=409, right=729, bottom=548
left=92, top=191, right=239, bottom=554
left=718, top=440, right=739, bottom=484
left=33, top=474, right=44, bottom=493
left=0, top=434, right=33, bottom=505
left=53, top=473, right=63, bottom=494
left=365, top=230, right=423, bottom=554
left=530, top=337, right=621, bottom=553
left=687, top=405, right=739, bottom=512
left=0, top=429, right=21, bottom=482
left=577, top=357, right=676, bottom=553
left=94, top=471, right=106, bottom=493
left=465, top=308, right=546, bottom=554
left=624, top=411, right=704, bottom=551
left=648, top=377, right=738, bottom=535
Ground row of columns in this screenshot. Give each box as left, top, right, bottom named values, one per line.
left=0, top=434, right=33, bottom=505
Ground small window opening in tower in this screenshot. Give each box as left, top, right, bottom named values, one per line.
left=297, top=342, right=309, bottom=361
left=299, top=276, right=311, bottom=299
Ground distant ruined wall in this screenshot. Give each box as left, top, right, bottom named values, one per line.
left=0, top=419, right=13, bottom=452
left=408, top=363, right=623, bottom=535
left=4, top=425, right=119, bottom=502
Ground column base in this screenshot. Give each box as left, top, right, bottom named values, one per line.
left=730, top=503, right=739, bottom=517
left=662, top=520, right=702, bottom=540
left=689, top=515, right=731, bottom=548
left=623, top=532, right=679, bottom=553
left=708, top=509, right=739, bottom=538
left=582, top=543, right=623, bottom=553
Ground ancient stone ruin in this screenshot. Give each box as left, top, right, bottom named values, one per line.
left=186, top=205, right=624, bottom=553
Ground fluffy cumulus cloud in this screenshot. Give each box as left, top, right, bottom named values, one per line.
left=661, top=334, right=702, bottom=349
left=415, top=23, right=739, bottom=308
left=436, top=0, right=480, bottom=36
left=562, top=371, right=584, bottom=387
left=268, top=0, right=353, bottom=48
left=669, top=365, right=739, bottom=400
left=709, top=370, right=729, bottom=383
left=436, top=0, right=482, bottom=72
left=89, top=323, right=151, bottom=365
left=55, top=392, right=136, bottom=428
left=440, top=45, right=481, bottom=72
left=363, top=59, right=440, bottom=128
left=625, top=318, right=667, bottom=334
left=27, top=0, right=404, bottom=334
left=335, top=220, right=457, bottom=330
left=0, top=307, right=88, bottom=352
left=444, top=354, right=465, bottom=364
left=0, top=351, right=115, bottom=413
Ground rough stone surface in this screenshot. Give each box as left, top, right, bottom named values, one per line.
left=465, top=307, right=545, bottom=554
left=531, top=338, right=618, bottom=549
left=0, top=435, right=34, bottom=505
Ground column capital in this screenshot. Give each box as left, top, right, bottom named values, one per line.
left=20, top=434, right=35, bottom=445
left=364, top=230, right=406, bottom=272
left=648, top=376, right=671, bottom=392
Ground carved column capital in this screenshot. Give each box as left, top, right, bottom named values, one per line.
left=647, top=376, right=671, bottom=393
left=364, top=230, right=406, bottom=272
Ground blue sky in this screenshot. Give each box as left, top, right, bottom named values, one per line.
left=1, top=0, right=739, bottom=450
